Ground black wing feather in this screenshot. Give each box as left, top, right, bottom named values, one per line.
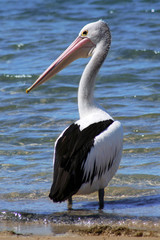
left=49, top=119, right=113, bottom=202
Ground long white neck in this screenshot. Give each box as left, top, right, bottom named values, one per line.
left=78, top=43, right=109, bottom=119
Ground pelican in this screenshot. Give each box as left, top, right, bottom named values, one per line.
left=26, top=20, right=123, bottom=209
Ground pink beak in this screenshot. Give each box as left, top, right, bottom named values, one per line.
left=26, top=36, right=94, bottom=93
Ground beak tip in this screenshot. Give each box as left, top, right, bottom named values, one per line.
left=26, top=88, right=30, bottom=94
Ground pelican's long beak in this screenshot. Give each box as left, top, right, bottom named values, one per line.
left=26, top=36, right=94, bottom=93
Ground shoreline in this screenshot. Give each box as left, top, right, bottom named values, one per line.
left=0, top=220, right=160, bottom=240
left=0, top=233, right=159, bottom=240
left=1, top=208, right=160, bottom=239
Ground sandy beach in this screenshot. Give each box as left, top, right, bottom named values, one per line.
left=0, top=233, right=160, bottom=240
left=0, top=231, right=159, bottom=240
left=1, top=222, right=160, bottom=240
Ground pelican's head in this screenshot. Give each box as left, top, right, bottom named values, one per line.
left=79, top=20, right=111, bottom=50
left=26, top=20, right=111, bottom=93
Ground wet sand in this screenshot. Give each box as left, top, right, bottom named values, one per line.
left=0, top=233, right=159, bottom=240
left=1, top=222, right=160, bottom=240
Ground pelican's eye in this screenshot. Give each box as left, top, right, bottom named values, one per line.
left=81, top=30, right=88, bottom=37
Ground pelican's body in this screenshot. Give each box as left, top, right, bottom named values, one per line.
left=26, top=20, right=123, bottom=209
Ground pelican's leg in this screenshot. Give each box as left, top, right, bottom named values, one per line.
left=98, top=188, right=104, bottom=209
left=68, top=197, right=72, bottom=210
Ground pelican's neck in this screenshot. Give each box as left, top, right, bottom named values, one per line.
left=78, top=44, right=109, bottom=118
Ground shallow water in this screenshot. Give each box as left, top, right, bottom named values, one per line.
left=0, top=0, right=160, bottom=227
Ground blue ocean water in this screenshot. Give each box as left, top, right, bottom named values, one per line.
left=0, top=0, right=160, bottom=231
